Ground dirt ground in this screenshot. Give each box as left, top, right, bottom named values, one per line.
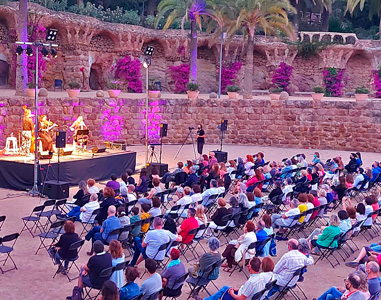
left=0, top=144, right=379, bottom=300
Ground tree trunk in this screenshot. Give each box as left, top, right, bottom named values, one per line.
left=15, top=0, right=28, bottom=96
left=189, top=19, right=197, bottom=82
left=293, top=0, right=301, bottom=33
left=147, top=0, right=156, bottom=16
left=379, top=5, right=381, bottom=34
left=243, top=35, right=254, bottom=98
left=321, top=9, right=329, bottom=32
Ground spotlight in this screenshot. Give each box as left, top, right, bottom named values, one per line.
left=46, top=29, right=58, bottom=42
left=16, top=45, right=23, bottom=55
left=50, top=48, right=57, bottom=58
left=26, top=46, right=33, bottom=56
left=41, top=46, right=49, bottom=57
left=143, top=61, right=148, bottom=69
left=144, top=45, right=154, bottom=56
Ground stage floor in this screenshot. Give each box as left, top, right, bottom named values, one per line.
left=0, top=149, right=136, bottom=190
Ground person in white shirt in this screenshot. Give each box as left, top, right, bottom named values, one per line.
left=147, top=178, right=162, bottom=199
left=166, top=187, right=192, bottom=217
left=127, top=185, right=137, bottom=202
left=282, top=178, right=294, bottom=204
left=119, top=173, right=128, bottom=196
left=216, top=178, right=225, bottom=195
left=87, top=178, right=99, bottom=194
left=271, top=199, right=300, bottom=229
left=79, top=193, right=100, bottom=223
left=191, top=184, right=202, bottom=205
left=201, top=180, right=219, bottom=207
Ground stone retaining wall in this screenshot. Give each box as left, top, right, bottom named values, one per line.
left=1, top=97, right=381, bottom=152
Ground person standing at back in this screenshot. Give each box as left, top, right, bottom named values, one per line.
left=196, top=124, right=205, bottom=155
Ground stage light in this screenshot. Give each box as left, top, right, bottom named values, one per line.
left=41, top=46, right=49, bottom=57
left=143, top=61, right=148, bottom=69
left=16, top=45, right=23, bottom=55
left=46, top=28, right=58, bottom=42
left=26, top=46, right=33, bottom=56
left=51, top=48, right=57, bottom=58
left=144, top=45, right=154, bottom=56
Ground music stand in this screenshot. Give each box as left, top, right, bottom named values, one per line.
left=75, top=129, right=89, bottom=152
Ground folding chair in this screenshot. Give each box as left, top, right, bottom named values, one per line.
left=53, top=239, right=85, bottom=281
left=130, top=294, right=142, bottom=300
left=0, top=215, right=5, bottom=232
left=147, top=288, right=163, bottom=300
left=126, top=200, right=138, bottom=214
left=186, top=259, right=222, bottom=299
left=359, top=213, right=375, bottom=242
left=163, top=273, right=189, bottom=299
left=0, top=233, right=19, bottom=273
left=20, top=205, right=45, bottom=237
left=213, top=214, right=233, bottom=245
left=229, top=241, right=257, bottom=279
left=140, top=242, right=170, bottom=278
left=83, top=266, right=114, bottom=300
left=79, top=208, right=100, bottom=237
left=52, top=199, right=68, bottom=216
left=38, top=199, right=58, bottom=229
left=191, top=223, right=209, bottom=254
left=35, top=220, right=65, bottom=255
left=255, top=237, right=272, bottom=257
left=180, top=227, right=199, bottom=262
left=119, top=225, right=134, bottom=255
left=103, top=227, right=122, bottom=245
left=314, top=234, right=341, bottom=268
left=274, top=267, right=307, bottom=300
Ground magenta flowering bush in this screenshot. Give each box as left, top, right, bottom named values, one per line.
left=169, top=64, right=190, bottom=93
left=373, top=70, right=381, bottom=98
left=113, top=56, right=143, bottom=93
left=216, top=62, right=242, bottom=94
left=271, top=62, right=293, bottom=93
left=27, top=23, right=47, bottom=85
left=322, top=68, right=345, bottom=97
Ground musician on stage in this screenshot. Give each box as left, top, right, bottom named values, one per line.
left=38, top=115, right=57, bottom=152
left=21, top=105, right=34, bottom=155
left=196, top=124, right=205, bottom=155
left=70, top=116, right=88, bottom=150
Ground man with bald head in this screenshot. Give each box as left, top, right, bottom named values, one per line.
left=85, top=205, right=121, bottom=255
left=266, top=239, right=314, bottom=298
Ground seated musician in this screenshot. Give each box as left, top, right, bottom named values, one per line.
left=70, top=116, right=88, bottom=150
left=38, top=115, right=57, bottom=153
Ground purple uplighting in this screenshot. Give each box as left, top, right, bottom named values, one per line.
left=141, top=100, right=162, bottom=142
left=101, top=100, right=124, bottom=141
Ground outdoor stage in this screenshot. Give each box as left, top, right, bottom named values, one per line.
left=0, top=149, right=136, bottom=191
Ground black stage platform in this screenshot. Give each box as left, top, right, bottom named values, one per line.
left=0, top=150, right=136, bottom=191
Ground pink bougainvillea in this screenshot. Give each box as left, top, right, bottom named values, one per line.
left=216, top=62, right=242, bottom=94
left=113, top=56, right=143, bottom=93
left=271, top=62, right=293, bottom=93
left=169, top=64, right=190, bottom=93
left=27, top=23, right=47, bottom=85
left=323, top=67, right=345, bottom=97
left=373, top=70, right=381, bottom=98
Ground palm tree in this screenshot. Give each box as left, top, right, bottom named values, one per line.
left=222, top=0, right=295, bottom=97
left=15, top=0, right=28, bottom=95
left=156, top=0, right=215, bottom=82
left=346, top=0, right=381, bottom=33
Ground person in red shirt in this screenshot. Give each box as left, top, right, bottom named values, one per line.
left=309, top=192, right=321, bottom=220
left=177, top=208, right=199, bottom=244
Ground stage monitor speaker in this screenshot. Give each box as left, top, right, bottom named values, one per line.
left=220, top=120, right=228, bottom=132
left=56, top=131, right=66, bottom=149
left=146, top=162, right=168, bottom=177
left=160, top=123, right=168, bottom=137
left=91, top=145, right=107, bottom=153
left=59, top=148, right=73, bottom=156
left=42, top=180, right=69, bottom=199
left=214, top=151, right=228, bottom=163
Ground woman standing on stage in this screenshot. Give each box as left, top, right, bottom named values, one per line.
left=196, top=124, right=205, bottom=155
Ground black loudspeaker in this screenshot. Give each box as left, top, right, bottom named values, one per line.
left=220, top=120, right=228, bottom=132
left=146, top=162, right=168, bottom=177
left=160, top=123, right=168, bottom=137
left=215, top=151, right=228, bottom=163
left=91, top=145, right=107, bottom=153
left=42, top=180, right=69, bottom=199
left=56, top=131, right=66, bottom=149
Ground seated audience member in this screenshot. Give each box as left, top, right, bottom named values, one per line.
left=178, top=208, right=199, bottom=244
left=205, top=164, right=220, bottom=190
left=281, top=160, right=293, bottom=178
left=130, top=217, right=181, bottom=267
left=164, top=217, right=177, bottom=235
left=293, top=170, right=309, bottom=193
left=120, top=173, right=129, bottom=196
left=262, top=214, right=274, bottom=257
left=96, top=187, right=117, bottom=224
left=297, top=193, right=308, bottom=223
left=51, top=220, right=81, bottom=274
left=189, top=237, right=221, bottom=282
left=135, top=168, right=149, bottom=194
left=126, top=185, right=137, bottom=202
left=117, top=206, right=130, bottom=242
left=208, top=152, right=218, bottom=172
left=183, top=160, right=193, bottom=174
left=119, top=267, right=141, bottom=300
left=312, top=272, right=366, bottom=300
left=282, top=178, right=294, bottom=203
left=244, top=155, right=255, bottom=177
left=161, top=248, right=186, bottom=297
left=253, top=188, right=263, bottom=214
left=161, top=162, right=185, bottom=186
left=337, top=210, right=351, bottom=233
left=216, top=178, right=225, bottom=194
left=311, top=152, right=321, bottom=165
left=140, top=258, right=162, bottom=300
left=353, top=168, right=369, bottom=190
left=308, top=214, right=341, bottom=254
left=316, top=189, right=327, bottom=217
left=147, top=178, right=161, bottom=200
left=130, top=207, right=142, bottom=237
left=271, top=199, right=300, bottom=229
left=346, top=206, right=357, bottom=226
left=346, top=241, right=381, bottom=267
left=67, top=193, right=99, bottom=222
left=109, top=240, right=125, bottom=289
left=98, top=280, right=119, bottom=300
left=85, top=206, right=121, bottom=255
left=126, top=169, right=136, bottom=185
left=201, top=179, right=219, bottom=207
left=149, top=167, right=160, bottom=183
left=255, top=220, right=269, bottom=255
left=227, top=160, right=237, bottom=176
left=221, top=221, right=257, bottom=271
left=66, top=181, right=90, bottom=209
left=261, top=257, right=275, bottom=285
left=106, top=174, right=121, bottom=192
left=183, top=166, right=199, bottom=187
left=149, top=196, right=162, bottom=218
left=208, top=198, right=230, bottom=233
left=237, top=157, right=245, bottom=178
left=246, top=168, right=265, bottom=191
left=234, top=182, right=250, bottom=209
left=77, top=240, right=112, bottom=289
left=269, top=181, right=283, bottom=205
left=195, top=257, right=265, bottom=300
left=139, top=203, right=151, bottom=234
left=370, top=161, right=381, bottom=183
left=191, top=184, right=202, bottom=204
left=87, top=178, right=99, bottom=194
left=267, top=239, right=313, bottom=298
left=194, top=205, right=208, bottom=238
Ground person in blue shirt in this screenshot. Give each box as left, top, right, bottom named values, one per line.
left=255, top=220, right=268, bottom=256
left=236, top=157, right=245, bottom=178
left=281, top=160, right=294, bottom=178
left=370, top=162, right=381, bottom=183
left=119, top=267, right=141, bottom=300
left=182, top=166, right=199, bottom=187
left=311, top=152, right=321, bottom=165
left=85, top=205, right=121, bottom=255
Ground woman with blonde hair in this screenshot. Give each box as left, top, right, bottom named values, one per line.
left=194, top=204, right=208, bottom=238
left=219, top=162, right=227, bottom=178
left=109, top=240, right=125, bottom=289
left=308, top=214, right=341, bottom=254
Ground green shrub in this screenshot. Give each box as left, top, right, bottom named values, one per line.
left=355, top=86, right=369, bottom=94
left=68, top=80, right=80, bottom=89
left=226, top=85, right=240, bottom=92
left=313, top=86, right=325, bottom=93
left=186, top=82, right=199, bottom=91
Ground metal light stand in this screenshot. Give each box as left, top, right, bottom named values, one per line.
left=174, top=127, right=197, bottom=161
left=218, top=32, right=226, bottom=99
left=15, top=40, right=58, bottom=196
